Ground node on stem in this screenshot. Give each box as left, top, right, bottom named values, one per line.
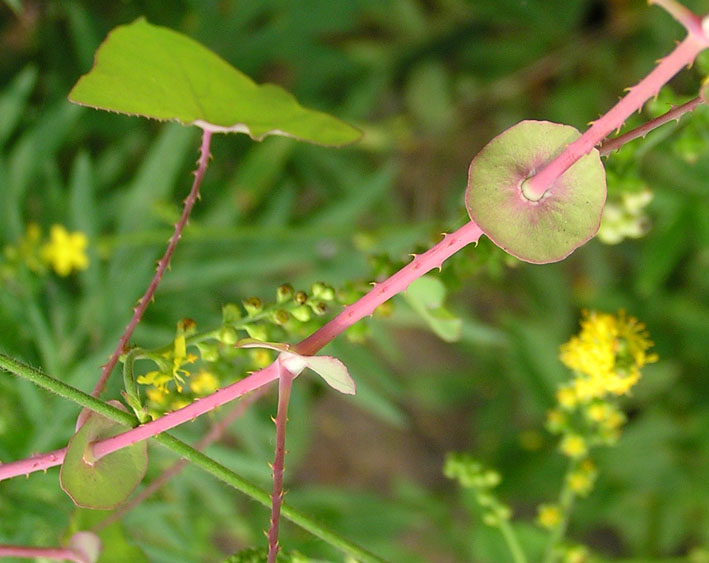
left=465, top=120, right=606, bottom=264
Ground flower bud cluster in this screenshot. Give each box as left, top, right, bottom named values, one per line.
left=443, top=452, right=510, bottom=527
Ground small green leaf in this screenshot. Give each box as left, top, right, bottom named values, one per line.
left=60, top=402, right=148, bottom=510
left=69, top=18, right=362, bottom=147
left=300, top=355, right=356, bottom=395
left=234, top=339, right=355, bottom=394
left=465, top=120, right=606, bottom=263
left=404, top=276, right=462, bottom=342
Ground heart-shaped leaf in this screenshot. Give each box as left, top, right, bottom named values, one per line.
left=69, top=18, right=362, bottom=147
left=60, top=402, right=148, bottom=510
left=465, top=120, right=606, bottom=264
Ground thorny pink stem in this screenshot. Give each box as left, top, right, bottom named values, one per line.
left=0, top=545, right=86, bottom=562
left=90, top=129, right=213, bottom=398
left=297, top=221, right=484, bottom=355
left=93, top=388, right=265, bottom=532
left=523, top=10, right=709, bottom=200
left=0, top=221, right=483, bottom=481
left=267, top=363, right=295, bottom=563
left=598, top=96, right=704, bottom=156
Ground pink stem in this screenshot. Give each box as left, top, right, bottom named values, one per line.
left=0, top=363, right=278, bottom=480
left=90, top=129, right=213, bottom=398
left=524, top=33, right=708, bottom=199
left=0, top=545, right=85, bottom=562
left=267, top=362, right=295, bottom=563
left=0, top=221, right=483, bottom=481
left=598, top=96, right=703, bottom=156
left=94, top=388, right=265, bottom=532
left=297, top=221, right=484, bottom=355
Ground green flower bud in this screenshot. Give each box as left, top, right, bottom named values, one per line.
left=243, top=297, right=263, bottom=316
left=273, top=309, right=290, bottom=325
left=244, top=323, right=268, bottom=341
left=197, top=341, right=220, bottom=362
left=291, top=305, right=311, bottom=323
left=222, top=303, right=242, bottom=324
left=294, top=291, right=308, bottom=305
left=311, top=282, right=335, bottom=301
left=276, top=283, right=294, bottom=304
left=311, top=301, right=328, bottom=316
left=218, top=326, right=239, bottom=345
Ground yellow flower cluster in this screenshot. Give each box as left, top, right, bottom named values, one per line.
left=2, top=223, right=90, bottom=279
left=559, top=310, right=657, bottom=404
left=138, top=320, right=198, bottom=393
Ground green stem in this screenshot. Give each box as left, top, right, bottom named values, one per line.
left=497, top=517, right=528, bottom=563
left=0, top=353, right=385, bottom=563
left=542, top=458, right=579, bottom=563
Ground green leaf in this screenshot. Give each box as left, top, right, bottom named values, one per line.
left=60, top=402, right=148, bottom=510
left=300, top=355, right=356, bottom=395
left=0, top=65, right=37, bottom=148
left=404, top=275, right=462, bottom=342
left=68, top=18, right=362, bottom=147
left=465, top=120, right=606, bottom=263
left=2, top=0, right=22, bottom=16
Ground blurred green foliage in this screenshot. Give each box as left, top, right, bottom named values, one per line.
left=1, top=1, right=708, bottom=561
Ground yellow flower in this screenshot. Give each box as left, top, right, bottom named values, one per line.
left=559, top=310, right=657, bottom=400
left=145, top=387, right=169, bottom=406
left=41, top=225, right=89, bottom=276
left=567, top=460, right=597, bottom=496
left=249, top=348, right=273, bottom=369
left=563, top=545, right=589, bottom=563
left=537, top=503, right=562, bottom=529
left=559, top=434, right=588, bottom=458
left=138, top=320, right=198, bottom=393
left=556, top=385, right=578, bottom=409
left=190, top=370, right=219, bottom=395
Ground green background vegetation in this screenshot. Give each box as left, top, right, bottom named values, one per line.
left=1, top=1, right=708, bottom=561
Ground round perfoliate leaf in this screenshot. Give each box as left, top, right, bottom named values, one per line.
left=465, top=120, right=606, bottom=264
left=69, top=18, right=361, bottom=147
left=60, top=402, right=148, bottom=510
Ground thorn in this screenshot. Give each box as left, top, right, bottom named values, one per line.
left=270, top=415, right=276, bottom=424
left=267, top=461, right=274, bottom=470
